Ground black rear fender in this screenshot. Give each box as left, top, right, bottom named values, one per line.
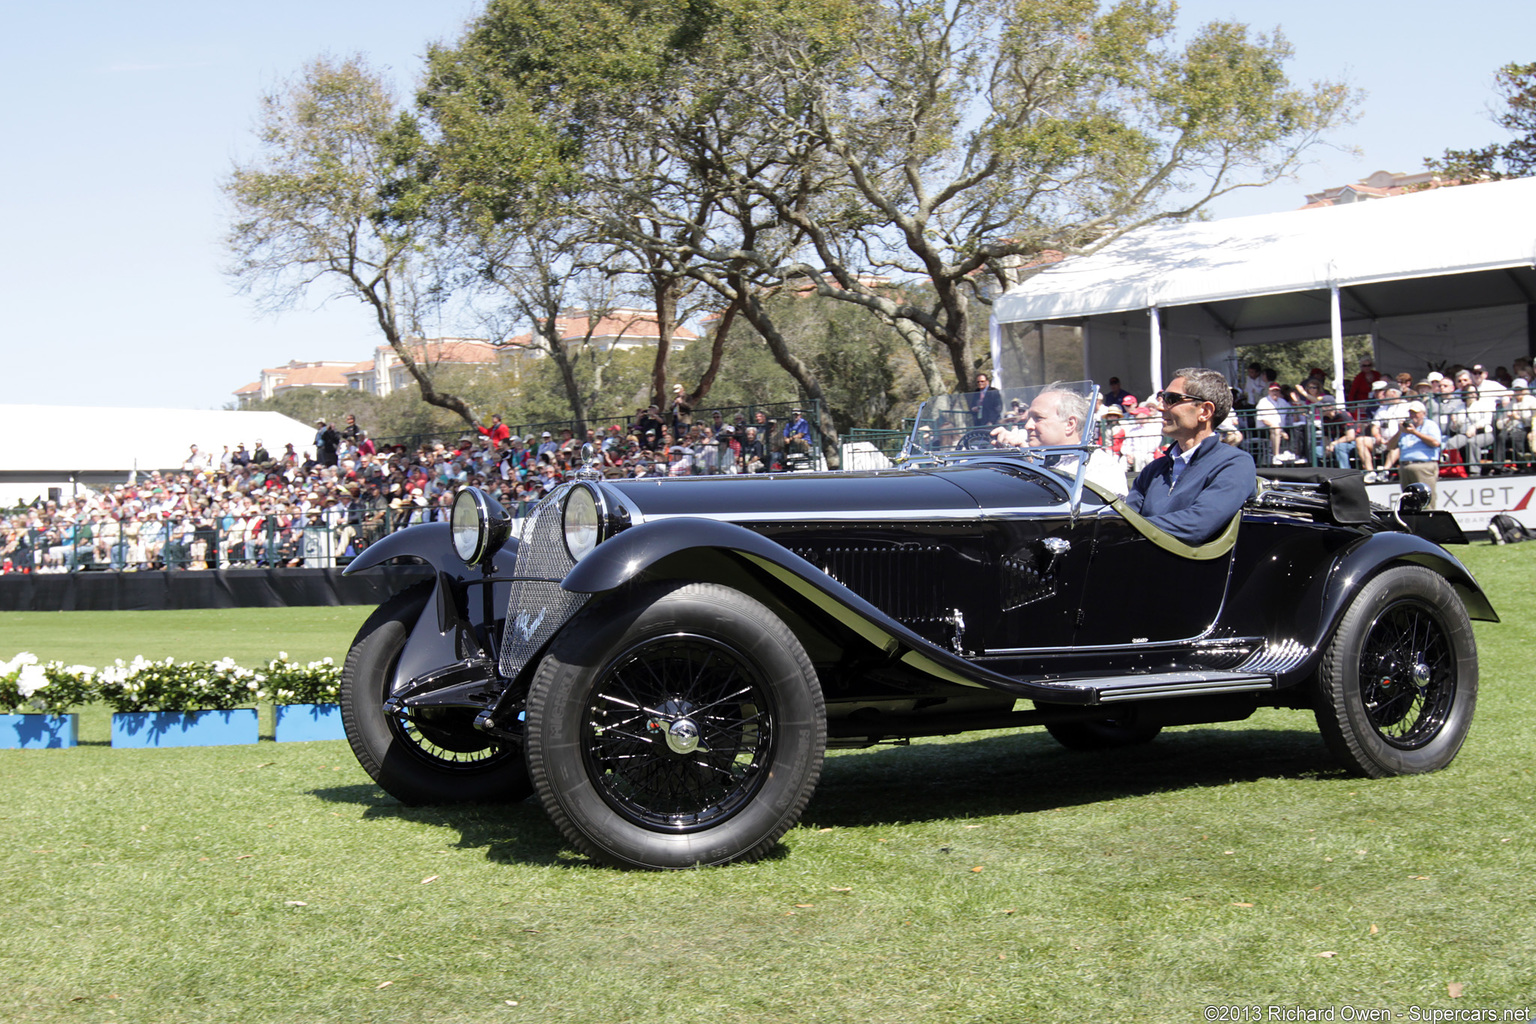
left=1266, top=532, right=1500, bottom=689
left=1317, top=532, right=1498, bottom=637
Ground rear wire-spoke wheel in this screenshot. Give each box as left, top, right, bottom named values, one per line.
left=526, top=582, right=825, bottom=869
left=341, top=583, right=531, bottom=804
left=1314, top=566, right=1478, bottom=777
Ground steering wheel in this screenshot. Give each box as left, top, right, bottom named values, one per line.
left=956, top=428, right=1001, bottom=450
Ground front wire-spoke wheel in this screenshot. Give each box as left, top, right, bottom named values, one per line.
left=584, top=635, right=774, bottom=831
left=526, top=582, right=825, bottom=869
left=1314, top=566, right=1478, bottom=777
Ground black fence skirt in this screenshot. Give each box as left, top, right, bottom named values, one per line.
left=0, top=567, right=434, bottom=612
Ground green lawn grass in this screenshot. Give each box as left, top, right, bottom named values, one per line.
left=0, top=606, right=365, bottom=666
left=1, top=544, right=1532, bottom=1022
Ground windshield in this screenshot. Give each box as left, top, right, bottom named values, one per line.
left=904, top=380, right=1105, bottom=459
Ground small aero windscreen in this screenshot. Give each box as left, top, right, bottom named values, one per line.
left=905, top=380, right=1102, bottom=458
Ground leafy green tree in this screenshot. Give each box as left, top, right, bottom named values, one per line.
left=1427, top=62, right=1536, bottom=182
left=420, top=5, right=724, bottom=415
left=737, top=0, right=1355, bottom=393
left=516, top=346, right=655, bottom=428
left=1235, top=337, right=1374, bottom=394
left=555, top=0, right=1351, bottom=396
left=723, top=289, right=930, bottom=433
left=224, top=56, right=485, bottom=429
left=449, top=0, right=1352, bottom=462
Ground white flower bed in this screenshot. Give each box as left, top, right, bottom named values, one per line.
left=1, top=652, right=341, bottom=715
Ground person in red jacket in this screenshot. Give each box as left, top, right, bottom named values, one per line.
left=477, top=413, right=511, bottom=445
left=1347, top=357, right=1385, bottom=403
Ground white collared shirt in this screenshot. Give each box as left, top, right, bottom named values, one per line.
left=1168, top=441, right=1200, bottom=491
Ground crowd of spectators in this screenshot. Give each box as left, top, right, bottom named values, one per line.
left=1225, top=356, right=1536, bottom=481
left=0, top=400, right=819, bottom=574
left=14, top=357, right=1530, bottom=574
left=1084, top=357, right=1536, bottom=494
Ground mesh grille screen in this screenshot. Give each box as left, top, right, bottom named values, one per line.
left=498, top=485, right=589, bottom=678
left=790, top=543, right=945, bottom=622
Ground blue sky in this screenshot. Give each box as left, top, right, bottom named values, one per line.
left=3, top=1, right=1533, bottom=411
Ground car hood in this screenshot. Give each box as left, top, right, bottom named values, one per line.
left=601, top=461, right=1070, bottom=520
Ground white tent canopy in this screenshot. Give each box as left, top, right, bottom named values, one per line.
left=0, top=405, right=318, bottom=504
left=990, top=176, right=1536, bottom=396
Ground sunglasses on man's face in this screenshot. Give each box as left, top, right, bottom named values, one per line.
left=1156, top=390, right=1206, bottom=406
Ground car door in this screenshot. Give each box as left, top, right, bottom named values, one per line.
left=1071, top=509, right=1236, bottom=645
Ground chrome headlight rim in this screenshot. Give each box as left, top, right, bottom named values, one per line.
left=562, top=482, right=609, bottom=562
left=450, top=486, right=511, bottom=567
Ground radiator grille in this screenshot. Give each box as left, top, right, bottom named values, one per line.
left=498, top=485, right=589, bottom=679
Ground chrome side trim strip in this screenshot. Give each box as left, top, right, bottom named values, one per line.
left=1097, top=678, right=1275, bottom=702
left=982, top=638, right=1260, bottom=657
left=1235, top=638, right=1314, bottom=674
left=630, top=505, right=1077, bottom=524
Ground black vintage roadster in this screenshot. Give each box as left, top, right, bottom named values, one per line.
left=339, top=382, right=1496, bottom=869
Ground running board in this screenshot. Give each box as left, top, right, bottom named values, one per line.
left=1034, top=671, right=1277, bottom=704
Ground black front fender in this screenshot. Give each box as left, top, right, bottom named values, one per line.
left=564, top=517, right=906, bottom=654
left=344, top=521, right=520, bottom=580
left=343, top=522, right=521, bottom=692
left=343, top=523, right=455, bottom=576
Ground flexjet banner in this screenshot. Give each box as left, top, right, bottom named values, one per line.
left=1367, top=476, right=1536, bottom=532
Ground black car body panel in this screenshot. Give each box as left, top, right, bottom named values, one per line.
left=343, top=522, right=520, bottom=696
left=354, top=458, right=1495, bottom=715
left=338, top=381, right=1497, bottom=868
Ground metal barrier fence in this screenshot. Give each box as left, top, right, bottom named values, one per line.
left=3, top=506, right=453, bottom=574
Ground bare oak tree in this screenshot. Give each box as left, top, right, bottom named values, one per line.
left=225, top=56, right=483, bottom=427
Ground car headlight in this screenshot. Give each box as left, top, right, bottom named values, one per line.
left=450, top=487, right=511, bottom=567
left=562, top=482, right=609, bottom=562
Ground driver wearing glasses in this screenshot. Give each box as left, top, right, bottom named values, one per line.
left=1126, top=368, right=1256, bottom=544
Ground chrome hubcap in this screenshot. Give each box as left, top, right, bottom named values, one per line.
left=665, top=717, right=702, bottom=755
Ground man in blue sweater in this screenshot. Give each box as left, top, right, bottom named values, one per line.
left=1125, top=367, right=1256, bottom=544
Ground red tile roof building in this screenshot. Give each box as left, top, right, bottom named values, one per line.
left=233, top=312, right=696, bottom=406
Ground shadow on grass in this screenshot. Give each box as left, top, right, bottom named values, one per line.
left=309, top=783, right=572, bottom=866
left=306, top=723, right=1348, bottom=867
left=802, top=724, right=1348, bottom=828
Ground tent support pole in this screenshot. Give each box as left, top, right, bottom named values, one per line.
left=1149, top=306, right=1163, bottom=392
left=1330, top=285, right=1346, bottom=401
left=988, top=316, right=1003, bottom=388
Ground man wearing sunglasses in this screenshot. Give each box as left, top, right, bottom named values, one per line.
left=1125, top=368, right=1256, bottom=545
